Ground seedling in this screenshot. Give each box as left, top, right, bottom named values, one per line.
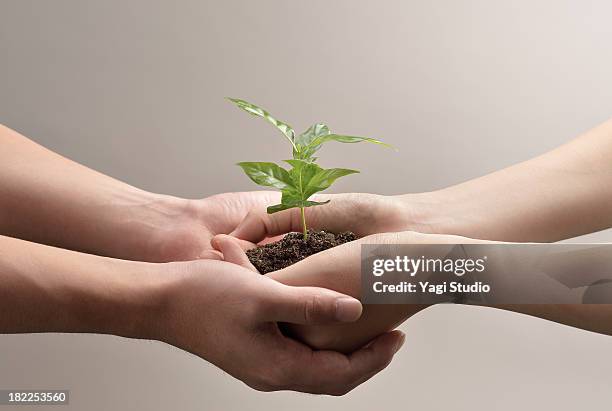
left=229, top=98, right=389, bottom=240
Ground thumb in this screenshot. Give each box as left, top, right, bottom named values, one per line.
left=255, top=281, right=363, bottom=325
left=230, top=208, right=299, bottom=244
left=211, top=234, right=258, bottom=272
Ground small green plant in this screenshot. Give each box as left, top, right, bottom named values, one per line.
left=229, top=98, right=389, bottom=240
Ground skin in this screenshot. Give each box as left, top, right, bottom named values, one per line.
left=0, top=124, right=283, bottom=262
left=0, top=124, right=405, bottom=395
left=226, top=117, right=612, bottom=351
left=216, top=231, right=477, bottom=352
left=0, top=234, right=407, bottom=395
left=5, top=115, right=612, bottom=380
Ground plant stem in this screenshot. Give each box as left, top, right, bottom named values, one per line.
left=300, top=207, right=308, bottom=240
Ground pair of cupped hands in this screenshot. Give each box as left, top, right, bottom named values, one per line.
left=153, top=190, right=459, bottom=395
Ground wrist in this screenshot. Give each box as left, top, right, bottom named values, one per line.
left=0, top=235, right=171, bottom=339
left=104, top=188, right=204, bottom=262
left=136, top=260, right=220, bottom=354
left=64, top=258, right=171, bottom=340
left=393, top=189, right=467, bottom=236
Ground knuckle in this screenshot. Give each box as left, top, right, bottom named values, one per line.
left=327, top=384, right=353, bottom=397
left=251, top=366, right=291, bottom=392
left=260, top=211, right=281, bottom=237
left=288, top=207, right=302, bottom=231
left=248, top=296, right=269, bottom=320
left=246, top=378, right=275, bottom=393
left=262, top=350, right=301, bottom=389
left=303, top=293, right=325, bottom=323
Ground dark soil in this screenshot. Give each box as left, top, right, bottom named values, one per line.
left=246, top=230, right=357, bottom=274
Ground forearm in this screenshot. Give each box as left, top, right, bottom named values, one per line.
left=270, top=232, right=612, bottom=351
left=407, top=118, right=612, bottom=242
left=0, top=124, right=191, bottom=261
left=0, top=234, right=163, bottom=337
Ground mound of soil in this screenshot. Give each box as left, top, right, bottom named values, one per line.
left=246, top=230, right=356, bottom=274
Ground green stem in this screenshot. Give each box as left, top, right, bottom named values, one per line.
left=300, top=207, right=308, bottom=240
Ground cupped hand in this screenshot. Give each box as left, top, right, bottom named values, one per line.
left=144, top=191, right=279, bottom=262
left=213, top=230, right=482, bottom=352
left=142, top=191, right=431, bottom=263
left=228, top=192, right=419, bottom=244
left=155, top=258, right=405, bottom=395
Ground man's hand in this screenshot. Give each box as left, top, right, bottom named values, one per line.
left=0, top=125, right=433, bottom=263
left=0, top=234, right=405, bottom=396
left=140, top=191, right=280, bottom=262
left=138, top=191, right=429, bottom=262
left=153, top=259, right=405, bottom=395
left=0, top=125, right=285, bottom=262
left=214, top=231, right=443, bottom=352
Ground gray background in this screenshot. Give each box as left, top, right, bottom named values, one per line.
left=1, top=1, right=612, bottom=410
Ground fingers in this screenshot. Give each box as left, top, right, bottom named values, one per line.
left=343, top=330, right=405, bottom=387
left=230, top=207, right=299, bottom=243
left=256, top=281, right=363, bottom=324
left=198, top=249, right=223, bottom=260
left=212, top=233, right=256, bottom=252
left=229, top=193, right=393, bottom=243
left=212, top=235, right=363, bottom=324
left=212, top=234, right=258, bottom=272
left=277, top=330, right=405, bottom=395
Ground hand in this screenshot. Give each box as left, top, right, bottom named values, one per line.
left=140, top=191, right=279, bottom=262
left=213, top=231, right=464, bottom=352
left=156, top=259, right=405, bottom=395
left=228, top=192, right=435, bottom=244
left=213, top=193, right=440, bottom=352
left=215, top=200, right=486, bottom=352
left=0, top=233, right=404, bottom=396
left=141, top=191, right=422, bottom=262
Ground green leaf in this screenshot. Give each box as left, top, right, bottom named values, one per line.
left=285, top=159, right=322, bottom=191
left=296, top=123, right=330, bottom=146
left=311, top=134, right=392, bottom=148
left=293, top=124, right=330, bottom=160
left=266, top=191, right=304, bottom=214
left=295, top=132, right=392, bottom=160
left=267, top=203, right=294, bottom=214
left=267, top=199, right=330, bottom=214
left=284, top=159, right=359, bottom=202
left=263, top=159, right=350, bottom=214
left=227, top=98, right=296, bottom=149
left=237, top=162, right=294, bottom=190
left=303, top=167, right=359, bottom=198
left=302, top=199, right=331, bottom=207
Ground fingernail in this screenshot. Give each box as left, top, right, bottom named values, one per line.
left=335, top=297, right=362, bottom=322
left=394, top=332, right=406, bottom=353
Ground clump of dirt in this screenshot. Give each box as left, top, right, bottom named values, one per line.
left=246, top=230, right=356, bottom=274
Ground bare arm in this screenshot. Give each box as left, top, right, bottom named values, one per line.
left=0, top=233, right=402, bottom=395
left=0, top=124, right=280, bottom=262
left=0, top=124, right=179, bottom=260
left=414, top=117, right=612, bottom=241
left=216, top=232, right=612, bottom=352
left=233, top=117, right=612, bottom=244
left=229, top=117, right=612, bottom=350
left=0, top=233, right=157, bottom=336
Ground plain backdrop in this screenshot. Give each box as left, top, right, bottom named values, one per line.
left=2, top=1, right=612, bottom=410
